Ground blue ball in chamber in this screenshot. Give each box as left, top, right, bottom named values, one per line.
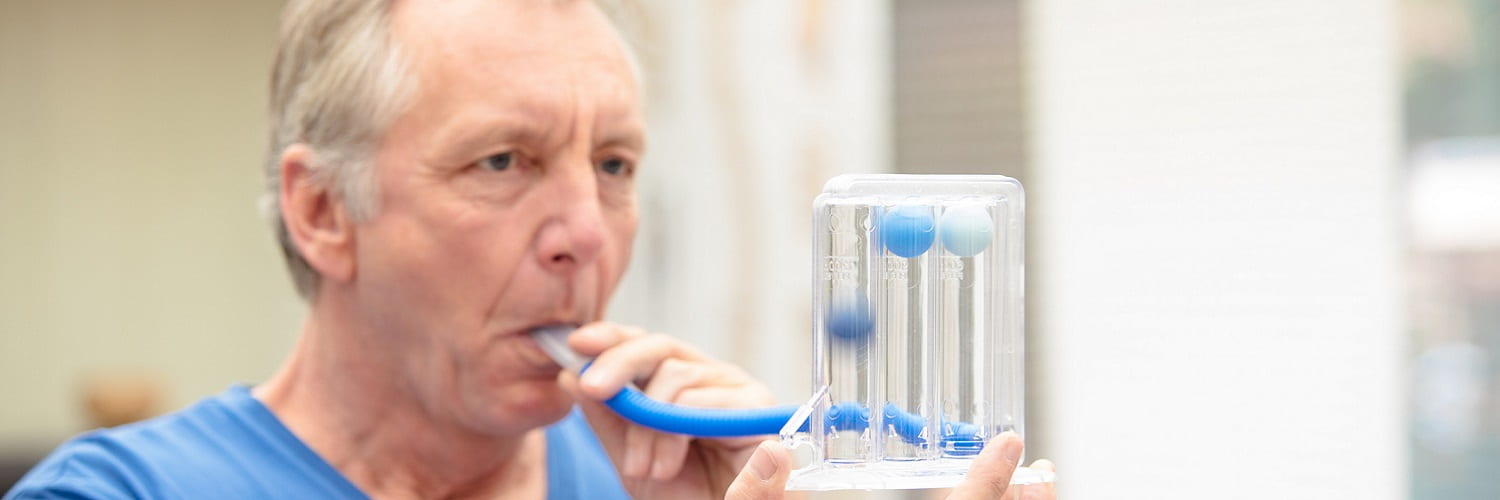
left=879, top=205, right=936, bottom=258
left=826, top=402, right=871, bottom=432
left=825, top=294, right=873, bottom=341
left=941, top=422, right=985, bottom=456
left=939, top=205, right=994, bottom=257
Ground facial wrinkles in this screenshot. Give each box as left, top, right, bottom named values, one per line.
left=531, top=96, right=599, bottom=323
left=407, top=64, right=557, bottom=334
left=388, top=0, right=639, bottom=377
left=574, top=61, right=642, bottom=319
left=563, top=80, right=613, bottom=322
left=457, top=76, right=595, bottom=334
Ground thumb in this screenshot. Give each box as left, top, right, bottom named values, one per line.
left=724, top=441, right=792, bottom=500
left=948, top=432, right=1024, bottom=500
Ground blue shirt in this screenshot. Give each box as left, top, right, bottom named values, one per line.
left=5, top=385, right=629, bottom=499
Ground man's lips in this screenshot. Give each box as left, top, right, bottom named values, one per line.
left=493, top=318, right=584, bottom=373
left=510, top=327, right=578, bottom=374
left=517, top=335, right=563, bottom=373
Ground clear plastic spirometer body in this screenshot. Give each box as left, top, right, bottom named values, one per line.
left=789, top=174, right=1037, bottom=491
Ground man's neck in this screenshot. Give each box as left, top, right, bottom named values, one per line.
left=252, top=296, right=546, bottom=499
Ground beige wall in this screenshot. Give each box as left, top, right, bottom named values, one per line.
left=0, top=1, right=298, bottom=444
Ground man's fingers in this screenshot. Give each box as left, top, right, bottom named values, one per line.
left=568, top=322, right=647, bottom=355
left=557, top=371, right=630, bottom=467
left=724, top=441, right=791, bottom=500
left=576, top=332, right=708, bottom=400
left=949, top=432, right=1023, bottom=500
left=649, top=433, right=692, bottom=480
left=642, top=359, right=709, bottom=406
left=561, top=362, right=692, bottom=484
left=1017, top=459, right=1056, bottom=500
left=622, top=419, right=653, bottom=478
left=562, top=322, right=773, bottom=487
left=1018, top=481, right=1057, bottom=500
left=633, top=359, right=696, bottom=480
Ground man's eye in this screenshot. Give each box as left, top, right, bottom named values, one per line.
left=599, top=157, right=631, bottom=176
left=480, top=152, right=513, bottom=171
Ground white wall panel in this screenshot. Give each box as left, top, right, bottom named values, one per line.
left=1027, top=1, right=1405, bottom=498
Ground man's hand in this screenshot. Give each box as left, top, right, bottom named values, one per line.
left=557, top=322, right=777, bottom=499
left=724, top=441, right=792, bottom=500
left=724, top=433, right=1058, bottom=500
left=557, top=322, right=1057, bottom=499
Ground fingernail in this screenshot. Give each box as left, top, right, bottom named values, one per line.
left=747, top=442, right=778, bottom=481
left=650, top=456, right=670, bottom=480
left=581, top=367, right=607, bottom=390
left=574, top=324, right=604, bottom=340
left=1000, top=431, right=1023, bottom=464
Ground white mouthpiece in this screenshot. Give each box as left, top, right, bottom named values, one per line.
left=529, top=325, right=591, bottom=372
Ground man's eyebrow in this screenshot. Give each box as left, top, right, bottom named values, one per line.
left=436, top=113, right=550, bottom=159
left=597, top=127, right=646, bottom=151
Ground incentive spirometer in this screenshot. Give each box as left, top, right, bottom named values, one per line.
left=532, top=174, right=1053, bottom=491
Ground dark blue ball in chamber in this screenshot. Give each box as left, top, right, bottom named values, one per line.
left=825, top=294, right=873, bottom=341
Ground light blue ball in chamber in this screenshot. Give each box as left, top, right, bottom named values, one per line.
left=879, top=205, right=936, bottom=258
left=939, top=205, right=994, bottom=257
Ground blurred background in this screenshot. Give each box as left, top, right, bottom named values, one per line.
left=0, top=0, right=1496, bottom=498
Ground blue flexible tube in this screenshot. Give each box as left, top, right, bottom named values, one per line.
left=603, top=386, right=978, bottom=446
left=542, top=328, right=978, bottom=443
left=594, top=374, right=972, bottom=445
left=604, top=386, right=805, bottom=437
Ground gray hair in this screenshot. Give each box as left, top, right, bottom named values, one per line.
left=261, top=0, right=415, bottom=300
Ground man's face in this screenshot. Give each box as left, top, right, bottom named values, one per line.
left=353, top=0, right=643, bottom=433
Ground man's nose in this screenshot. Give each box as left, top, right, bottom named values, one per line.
left=534, top=169, right=607, bottom=275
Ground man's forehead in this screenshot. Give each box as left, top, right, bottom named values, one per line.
left=383, top=0, right=644, bottom=157
left=391, top=0, right=632, bottom=71
left=390, top=0, right=642, bottom=117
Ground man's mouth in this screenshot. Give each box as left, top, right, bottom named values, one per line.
left=527, top=324, right=591, bottom=373
left=511, top=321, right=581, bottom=372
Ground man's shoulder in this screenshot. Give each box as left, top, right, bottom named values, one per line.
left=5, top=392, right=228, bottom=499
left=6, top=424, right=171, bottom=499
left=5, top=386, right=363, bottom=500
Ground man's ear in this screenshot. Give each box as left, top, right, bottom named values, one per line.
left=279, top=144, right=357, bottom=289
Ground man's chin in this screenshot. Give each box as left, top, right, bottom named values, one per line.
left=469, top=378, right=576, bottom=432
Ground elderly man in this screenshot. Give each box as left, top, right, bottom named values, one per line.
left=8, top=1, right=1051, bottom=499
